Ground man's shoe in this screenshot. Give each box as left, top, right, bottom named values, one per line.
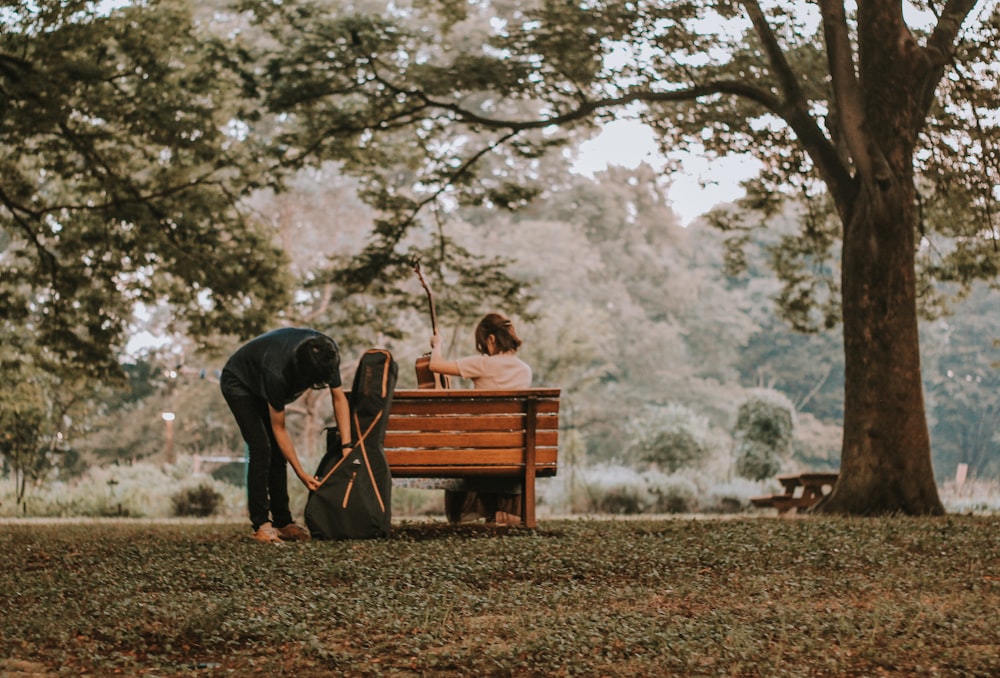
left=276, top=523, right=311, bottom=542
left=251, top=524, right=284, bottom=544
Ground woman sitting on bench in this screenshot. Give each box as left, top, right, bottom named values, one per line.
left=429, top=312, right=532, bottom=524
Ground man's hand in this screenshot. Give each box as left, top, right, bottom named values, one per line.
left=298, top=471, right=321, bottom=492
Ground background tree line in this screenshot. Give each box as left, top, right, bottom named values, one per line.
left=19, top=158, right=999, bottom=507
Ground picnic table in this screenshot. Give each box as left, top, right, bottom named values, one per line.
left=750, top=472, right=839, bottom=513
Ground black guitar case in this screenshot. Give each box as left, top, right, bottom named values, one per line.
left=305, top=348, right=397, bottom=539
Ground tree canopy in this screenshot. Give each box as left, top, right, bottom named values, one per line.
left=1, top=0, right=290, bottom=382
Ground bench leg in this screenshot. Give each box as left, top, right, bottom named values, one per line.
left=522, top=469, right=537, bottom=528
left=522, top=487, right=535, bottom=528
left=523, top=396, right=539, bottom=529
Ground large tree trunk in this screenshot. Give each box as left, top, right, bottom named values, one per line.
left=818, top=176, right=944, bottom=515
left=812, top=1, right=946, bottom=515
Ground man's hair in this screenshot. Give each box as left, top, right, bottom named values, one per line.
left=296, top=335, right=340, bottom=388
left=475, top=312, right=522, bottom=355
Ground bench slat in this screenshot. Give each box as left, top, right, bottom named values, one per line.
left=389, top=388, right=560, bottom=399
left=386, top=448, right=557, bottom=478
left=383, top=429, right=558, bottom=449
left=389, top=399, right=559, bottom=417
left=386, top=413, right=558, bottom=432
left=388, top=465, right=558, bottom=478
left=386, top=447, right=557, bottom=464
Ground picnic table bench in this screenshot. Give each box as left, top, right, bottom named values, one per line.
left=750, top=472, right=839, bottom=514
left=382, top=388, right=560, bottom=528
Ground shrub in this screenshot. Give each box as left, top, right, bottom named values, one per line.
left=733, top=389, right=795, bottom=481
left=578, top=464, right=651, bottom=514
left=625, top=404, right=714, bottom=472
left=734, top=440, right=784, bottom=481
left=939, top=478, right=1000, bottom=515
left=210, top=461, right=247, bottom=487
left=641, top=469, right=699, bottom=513
left=171, top=483, right=223, bottom=517
left=1, top=460, right=244, bottom=518
left=700, top=477, right=772, bottom=513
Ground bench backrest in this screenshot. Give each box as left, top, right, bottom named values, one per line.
left=383, top=388, right=560, bottom=478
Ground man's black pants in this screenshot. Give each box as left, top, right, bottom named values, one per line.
left=221, top=383, right=292, bottom=531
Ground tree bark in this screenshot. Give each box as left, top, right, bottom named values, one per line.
left=818, top=178, right=944, bottom=514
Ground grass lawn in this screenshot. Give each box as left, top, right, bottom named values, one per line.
left=2, top=516, right=998, bottom=677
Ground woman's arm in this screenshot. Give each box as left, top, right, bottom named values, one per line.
left=428, top=333, right=462, bottom=377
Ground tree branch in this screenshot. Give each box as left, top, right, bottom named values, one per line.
left=926, top=0, right=980, bottom=66
left=0, top=53, right=31, bottom=81
left=744, top=0, right=856, bottom=218
left=913, top=0, right=981, bottom=124
left=362, top=45, right=859, bottom=214
left=0, top=185, right=60, bottom=284
left=817, top=0, right=871, bottom=183
left=409, top=80, right=782, bottom=131
left=741, top=0, right=805, bottom=103
left=797, top=364, right=832, bottom=410
left=345, top=128, right=523, bottom=281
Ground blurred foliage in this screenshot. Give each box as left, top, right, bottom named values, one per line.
left=625, top=404, right=714, bottom=473
left=224, top=0, right=999, bottom=341
left=0, top=377, right=46, bottom=506
left=1, top=459, right=244, bottom=519
left=568, top=464, right=731, bottom=515
left=1, top=0, right=291, bottom=383
left=171, top=483, right=224, bottom=517
left=921, top=284, right=1000, bottom=480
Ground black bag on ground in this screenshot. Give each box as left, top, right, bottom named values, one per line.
left=305, top=348, right=397, bottom=540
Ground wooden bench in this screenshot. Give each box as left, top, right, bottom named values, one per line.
left=750, top=472, right=839, bottom=513
left=383, top=388, right=560, bottom=528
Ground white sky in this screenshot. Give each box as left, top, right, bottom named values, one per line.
left=571, top=119, right=759, bottom=226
